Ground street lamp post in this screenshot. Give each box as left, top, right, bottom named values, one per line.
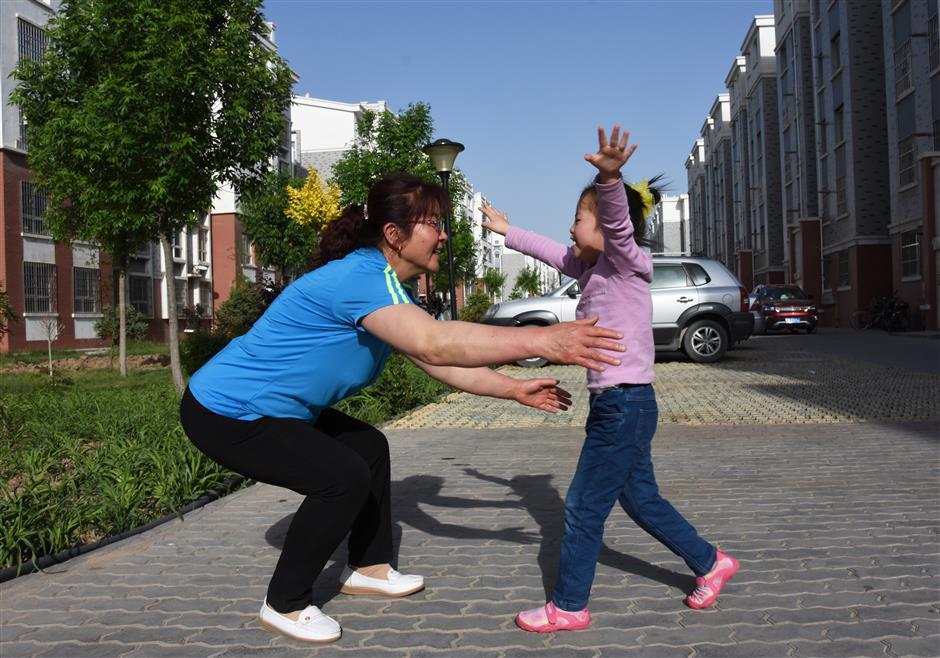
left=423, top=138, right=464, bottom=320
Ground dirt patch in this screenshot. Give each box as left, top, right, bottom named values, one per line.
left=1, top=353, right=170, bottom=374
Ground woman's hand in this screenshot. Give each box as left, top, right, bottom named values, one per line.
left=541, top=317, right=625, bottom=372
left=480, top=203, right=511, bottom=236
left=584, top=124, right=637, bottom=183
left=513, top=378, right=573, bottom=414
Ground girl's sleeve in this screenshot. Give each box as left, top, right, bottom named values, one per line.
left=595, top=179, right=652, bottom=280
left=504, top=227, right=587, bottom=280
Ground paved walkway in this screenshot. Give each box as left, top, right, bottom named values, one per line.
left=2, top=331, right=939, bottom=657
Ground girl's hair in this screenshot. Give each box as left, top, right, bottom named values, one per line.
left=578, top=174, right=665, bottom=249
left=312, top=173, right=449, bottom=268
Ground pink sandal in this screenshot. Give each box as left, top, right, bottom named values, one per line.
left=515, top=602, right=591, bottom=632
left=685, top=549, right=739, bottom=609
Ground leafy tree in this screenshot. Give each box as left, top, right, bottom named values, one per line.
left=213, top=279, right=267, bottom=339
left=96, top=305, right=149, bottom=367
left=331, top=102, right=475, bottom=311
left=239, top=171, right=318, bottom=286
left=0, top=283, right=16, bottom=338
left=512, top=266, right=543, bottom=298
left=286, top=166, right=342, bottom=231
left=481, top=268, right=508, bottom=302
left=457, top=291, right=492, bottom=323
left=12, top=0, right=293, bottom=392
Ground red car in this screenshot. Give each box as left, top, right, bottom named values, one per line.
left=750, top=284, right=818, bottom=334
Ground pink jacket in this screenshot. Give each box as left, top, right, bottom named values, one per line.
left=505, top=178, right=655, bottom=389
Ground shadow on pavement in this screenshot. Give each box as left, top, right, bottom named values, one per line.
left=263, top=471, right=694, bottom=606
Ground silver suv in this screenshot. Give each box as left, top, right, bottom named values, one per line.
left=481, top=255, right=754, bottom=365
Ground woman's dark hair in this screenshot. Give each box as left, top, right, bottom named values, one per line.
left=312, top=173, right=449, bottom=268
left=578, top=174, right=665, bottom=249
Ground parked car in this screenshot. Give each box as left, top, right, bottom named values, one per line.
left=481, top=256, right=754, bottom=365
left=749, top=284, right=818, bottom=334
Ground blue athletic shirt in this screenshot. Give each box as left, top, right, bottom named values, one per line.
left=188, top=247, right=413, bottom=422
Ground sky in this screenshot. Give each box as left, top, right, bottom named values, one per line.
left=262, top=0, right=773, bottom=243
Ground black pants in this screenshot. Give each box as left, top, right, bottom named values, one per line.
left=179, top=388, right=392, bottom=613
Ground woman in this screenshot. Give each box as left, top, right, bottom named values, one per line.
left=179, top=173, right=624, bottom=643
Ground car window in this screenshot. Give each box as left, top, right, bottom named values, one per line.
left=684, top=263, right=711, bottom=286
left=650, top=264, right=689, bottom=290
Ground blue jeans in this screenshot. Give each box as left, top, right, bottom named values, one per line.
left=552, top=384, right=716, bottom=611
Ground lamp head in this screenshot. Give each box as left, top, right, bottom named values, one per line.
left=423, top=138, right=465, bottom=174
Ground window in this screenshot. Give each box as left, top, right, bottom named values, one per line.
left=198, top=281, right=213, bottom=316
left=73, top=267, right=100, bottom=314
left=833, top=105, right=844, bottom=144
left=172, top=231, right=185, bottom=259
left=822, top=254, right=832, bottom=291
left=895, top=40, right=913, bottom=97
left=836, top=176, right=846, bottom=216
left=24, top=262, right=56, bottom=313
left=17, top=18, right=46, bottom=62
left=830, top=33, right=841, bottom=73
left=128, top=275, right=153, bottom=317
left=197, top=228, right=208, bottom=262
left=901, top=230, right=920, bottom=278
left=838, top=251, right=850, bottom=288
left=650, top=265, right=689, bottom=289
left=899, top=136, right=916, bottom=187
left=239, top=234, right=254, bottom=266
left=684, top=263, right=711, bottom=286
left=21, top=182, right=49, bottom=235
left=175, top=280, right=188, bottom=311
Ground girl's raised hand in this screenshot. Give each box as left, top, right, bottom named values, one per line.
left=584, top=124, right=637, bottom=182
left=480, top=202, right=511, bottom=236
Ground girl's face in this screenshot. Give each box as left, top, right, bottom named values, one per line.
left=569, top=198, right=604, bottom=265
left=396, top=215, right=447, bottom=277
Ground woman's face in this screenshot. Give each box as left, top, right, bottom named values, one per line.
left=569, top=198, right=604, bottom=265
left=397, top=215, right=448, bottom=276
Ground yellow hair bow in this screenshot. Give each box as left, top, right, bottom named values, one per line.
left=628, top=179, right=654, bottom=220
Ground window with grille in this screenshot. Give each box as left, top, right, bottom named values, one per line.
left=899, top=136, right=916, bottom=187
left=24, top=262, right=56, bottom=313
left=73, top=267, right=100, bottom=313
left=833, top=106, right=844, bottom=144
left=21, top=182, right=49, bottom=235
left=934, top=118, right=940, bottom=151
left=128, top=275, right=153, bottom=317
left=895, top=40, right=913, bottom=97
left=837, top=251, right=850, bottom=288
left=198, top=282, right=213, bottom=315
left=17, top=18, right=47, bottom=62
left=901, top=230, right=920, bottom=278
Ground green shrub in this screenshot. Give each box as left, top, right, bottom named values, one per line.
left=95, top=305, right=149, bottom=344
left=180, top=330, right=231, bottom=376
left=458, top=291, right=492, bottom=323
left=214, top=282, right=266, bottom=338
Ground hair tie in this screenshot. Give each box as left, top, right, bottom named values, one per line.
left=628, top=179, right=654, bottom=219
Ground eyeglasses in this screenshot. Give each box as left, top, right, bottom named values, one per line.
left=408, top=218, right=446, bottom=233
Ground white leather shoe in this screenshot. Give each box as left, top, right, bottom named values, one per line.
left=258, top=599, right=341, bottom=643
left=340, top=567, right=425, bottom=597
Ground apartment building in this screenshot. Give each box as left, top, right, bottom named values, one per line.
left=650, top=194, right=691, bottom=256
left=0, top=0, right=102, bottom=354
left=1, top=4, right=294, bottom=353
left=882, top=0, right=939, bottom=330
left=775, top=0, right=822, bottom=302
left=685, top=1, right=938, bottom=329
left=703, top=94, right=735, bottom=269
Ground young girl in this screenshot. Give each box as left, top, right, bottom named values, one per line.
left=481, top=126, right=738, bottom=632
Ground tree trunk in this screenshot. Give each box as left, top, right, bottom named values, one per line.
left=160, top=233, right=185, bottom=393
left=118, top=269, right=127, bottom=376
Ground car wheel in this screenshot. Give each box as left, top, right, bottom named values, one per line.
left=515, top=324, right=549, bottom=368
left=682, top=319, right=728, bottom=363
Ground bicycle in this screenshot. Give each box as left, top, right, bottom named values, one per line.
left=850, top=293, right=910, bottom=331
